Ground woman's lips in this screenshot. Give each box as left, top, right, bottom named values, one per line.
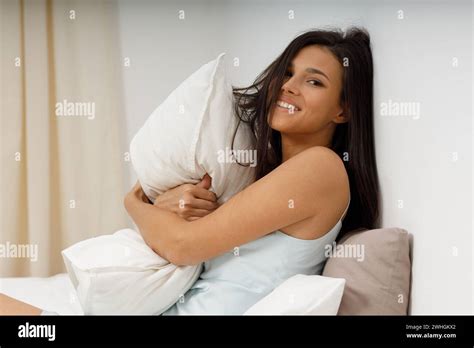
left=276, top=104, right=300, bottom=114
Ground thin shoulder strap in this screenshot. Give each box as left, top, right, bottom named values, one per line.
left=341, top=192, right=351, bottom=221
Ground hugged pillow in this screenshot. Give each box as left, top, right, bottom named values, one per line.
left=322, top=227, right=412, bottom=315
left=62, top=229, right=201, bottom=314
left=130, top=52, right=256, bottom=204
left=62, top=229, right=202, bottom=315
left=243, top=275, right=346, bottom=315
left=63, top=54, right=255, bottom=314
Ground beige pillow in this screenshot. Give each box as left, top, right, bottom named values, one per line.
left=322, top=227, right=412, bottom=315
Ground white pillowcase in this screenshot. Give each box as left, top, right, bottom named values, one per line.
left=243, top=274, right=346, bottom=315
left=62, top=53, right=255, bottom=315
left=130, top=52, right=255, bottom=204
left=62, top=229, right=202, bottom=315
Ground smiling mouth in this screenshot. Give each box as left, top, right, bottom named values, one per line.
left=276, top=100, right=301, bottom=113
left=276, top=103, right=300, bottom=114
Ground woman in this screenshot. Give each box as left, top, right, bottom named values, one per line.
left=1, top=27, right=380, bottom=315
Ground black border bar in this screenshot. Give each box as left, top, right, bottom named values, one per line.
left=0, top=315, right=473, bottom=345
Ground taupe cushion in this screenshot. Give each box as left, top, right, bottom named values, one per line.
left=322, top=227, right=412, bottom=315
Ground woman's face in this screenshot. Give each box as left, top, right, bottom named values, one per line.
left=268, top=45, right=346, bottom=136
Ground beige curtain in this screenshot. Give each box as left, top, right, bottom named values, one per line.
left=1, top=0, right=130, bottom=277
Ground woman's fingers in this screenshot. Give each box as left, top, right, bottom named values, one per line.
left=186, top=208, right=215, bottom=218
left=188, top=198, right=218, bottom=211
left=195, top=173, right=212, bottom=189
left=187, top=216, right=201, bottom=222
left=181, top=190, right=218, bottom=209
left=190, top=187, right=217, bottom=202
left=183, top=207, right=216, bottom=221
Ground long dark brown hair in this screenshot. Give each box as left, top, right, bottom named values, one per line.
left=231, top=27, right=381, bottom=240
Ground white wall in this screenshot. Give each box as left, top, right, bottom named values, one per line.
left=118, top=0, right=473, bottom=314
left=471, top=0, right=473, bottom=316
left=369, top=1, right=472, bottom=315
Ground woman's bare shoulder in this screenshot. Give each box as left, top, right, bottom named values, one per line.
left=278, top=146, right=350, bottom=239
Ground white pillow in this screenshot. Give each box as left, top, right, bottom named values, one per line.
left=63, top=54, right=256, bottom=314
left=130, top=52, right=255, bottom=204
left=243, top=274, right=346, bottom=315
left=61, top=229, right=202, bottom=315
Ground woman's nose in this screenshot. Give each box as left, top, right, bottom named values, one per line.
left=282, top=78, right=299, bottom=95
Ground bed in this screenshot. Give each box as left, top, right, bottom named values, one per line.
left=0, top=273, right=83, bottom=315
left=0, top=227, right=412, bottom=315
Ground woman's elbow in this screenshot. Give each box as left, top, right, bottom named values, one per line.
left=166, top=243, right=198, bottom=266
left=163, top=245, right=187, bottom=266
left=151, top=232, right=193, bottom=266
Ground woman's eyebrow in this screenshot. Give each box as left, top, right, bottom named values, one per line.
left=289, top=63, right=330, bottom=81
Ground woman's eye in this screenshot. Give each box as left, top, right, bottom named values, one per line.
left=284, top=71, right=322, bottom=87
left=308, top=80, right=322, bottom=86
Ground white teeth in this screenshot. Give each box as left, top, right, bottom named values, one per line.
left=277, top=100, right=299, bottom=111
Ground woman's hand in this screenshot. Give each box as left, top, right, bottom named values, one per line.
left=153, top=174, right=219, bottom=221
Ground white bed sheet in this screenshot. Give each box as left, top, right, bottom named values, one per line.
left=0, top=273, right=83, bottom=315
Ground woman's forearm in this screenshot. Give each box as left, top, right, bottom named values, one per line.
left=124, top=187, right=188, bottom=264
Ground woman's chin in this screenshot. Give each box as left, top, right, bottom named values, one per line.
left=269, top=110, right=300, bottom=132
left=269, top=120, right=294, bottom=133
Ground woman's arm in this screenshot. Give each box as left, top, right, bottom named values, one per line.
left=124, top=184, right=189, bottom=263
left=125, top=146, right=349, bottom=266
